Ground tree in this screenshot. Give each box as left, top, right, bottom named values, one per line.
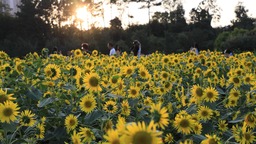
left=231, top=2, right=255, bottom=30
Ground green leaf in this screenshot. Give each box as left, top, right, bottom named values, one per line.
left=84, top=110, right=104, bottom=124
left=186, top=104, right=197, bottom=114
left=37, top=97, right=57, bottom=108
left=201, top=122, right=214, bottom=135
left=26, top=87, right=42, bottom=100
left=216, top=86, right=225, bottom=95
left=2, top=122, right=18, bottom=133
left=228, top=117, right=244, bottom=123
left=191, top=134, right=206, bottom=143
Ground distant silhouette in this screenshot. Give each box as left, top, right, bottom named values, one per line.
left=107, top=42, right=116, bottom=56
left=130, top=40, right=141, bottom=57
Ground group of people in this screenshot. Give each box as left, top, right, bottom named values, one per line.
left=79, top=40, right=142, bottom=57
left=189, top=43, right=233, bottom=58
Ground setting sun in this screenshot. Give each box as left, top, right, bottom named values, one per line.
left=76, top=6, right=91, bottom=30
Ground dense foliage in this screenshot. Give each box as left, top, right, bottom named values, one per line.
left=0, top=50, right=255, bottom=143
left=0, top=0, right=256, bottom=57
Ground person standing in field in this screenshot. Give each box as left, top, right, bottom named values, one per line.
left=130, top=40, right=141, bottom=58
left=189, top=43, right=199, bottom=55
left=81, top=43, right=91, bottom=54
left=115, top=44, right=121, bottom=57
left=107, top=42, right=116, bottom=56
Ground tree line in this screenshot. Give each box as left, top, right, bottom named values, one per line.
left=0, top=0, right=256, bottom=57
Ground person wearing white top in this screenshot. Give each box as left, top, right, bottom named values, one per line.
left=107, top=42, right=116, bottom=56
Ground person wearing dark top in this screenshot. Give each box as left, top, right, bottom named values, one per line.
left=224, top=48, right=233, bottom=58
left=81, top=43, right=91, bottom=54
left=130, top=40, right=141, bottom=57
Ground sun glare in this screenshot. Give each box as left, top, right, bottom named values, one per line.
left=76, top=6, right=91, bottom=30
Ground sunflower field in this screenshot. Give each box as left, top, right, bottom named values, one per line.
left=0, top=49, right=255, bottom=144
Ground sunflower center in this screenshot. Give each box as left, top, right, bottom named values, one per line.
left=195, top=88, right=203, bottom=97
left=131, top=89, right=137, bottom=95
left=245, top=77, right=250, bottom=82
left=22, top=116, right=31, bottom=124
left=208, top=138, right=218, bottom=144
left=0, top=95, right=8, bottom=103
left=165, top=83, right=171, bottom=89
left=244, top=133, right=251, bottom=140
left=133, top=131, right=152, bottom=144
left=206, top=92, right=213, bottom=99
left=112, top=139, right=121, bottom=144
left=84, top=101, right=92, bottom=108
left=233, top=78, right=239, bottom=84
left=3, top=108, right=13, bottom=117
left=107, top=104, right=114, bottom=111
left=140, top=71, right=146, bottom=77
left=89, top=77, right=99, bottom=87
left=126, top=69, right=132, bottom=75
left=17, top=65, right=23, bottom=71
left=69, top=119, right=76, bottom=126
left=162, top=73, right=168, bottom=79
left=201, top=110, right=209, bottom=117
left=233, top=92, right=239, bottom=97
left=86, top=130, right=92, bottom=137
left=180, top=119, right=189, bottom=128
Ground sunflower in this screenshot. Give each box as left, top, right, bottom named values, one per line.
left=121, top=100, right=131, bottom=116
left=65, top=114, right=78, bottom=132
left=0, top=89, right=16, bottom=103
left=229, top=88, right=241, bottom=100
left=78, top=127, right=95, bottom=142
left=84, top=59, right=95, bottom=69
left=109, top=75, right=120, bottom=87
left=79, top=94, right=96, bottom=113
left=153, top=70, right=160, bottom=81
left=122, top=121, right=162, bottom=144
left=92, top=50, right=98, bottom=56
left=0, top=51, right=9, bottom=59
left=74, top=49, right=83, bottom=58
left=150, top=103, right=169, bottom=129
left=0, top=101, right=20, bottom=123
left=201, top=134, right=221, bottom=144
left=228, top=76, right=242, bottom=87
left=197, top=106, right=213, bottom=121
left=103, top=119, right=113, bottom=132
left=161, top=55, right=170, bottom=65
left=190, top=85, right=204, bottom=103
left=103, top=129, right=122, bottom=144
left=20, top=110, right=36, bottom=127
left=128, top=86, right=140, bottom=98
left=225, top=97, right=238, bottom=108
left=35, top=123, right=45, bottom=139
left=14, top=61, right=24, bottom=74
left=162, top=81, right=172, bottom=92
left=83, top=72, right=102, bottom=92
left=244, top=113, right=256, bottom=128
left=103, top=100, right=117, bottom=113
left=192, top=122, right=202, bottom=135
left=203, top=87, right=219, bottom=103
left=173, top=113, right=195, bottom=135
left=68, top=65, right=82, bottom=79
left=116, top=115, right=126, bottom=134
left=144, top=97, right=153, bottom=107
left=44, top=64, right=61, bottom=80
left=164, top=133, right=174, bottom=144
left=121, top=65, right=135, bottom=77
left=71, top=130, right=82, bottom=144
left=138, top=66, right=150, bottom=80
left=243, top=73, right=255, bottom=85
left=218, top=120, right=228, bottom=132
left=160, top=71, right=169, bottom=81
left=233, top=126, right=256, bottom=144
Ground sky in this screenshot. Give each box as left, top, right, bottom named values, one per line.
left=107, top=0, right=256, bottom=28
left=76, top=0, right=256, bottom=30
